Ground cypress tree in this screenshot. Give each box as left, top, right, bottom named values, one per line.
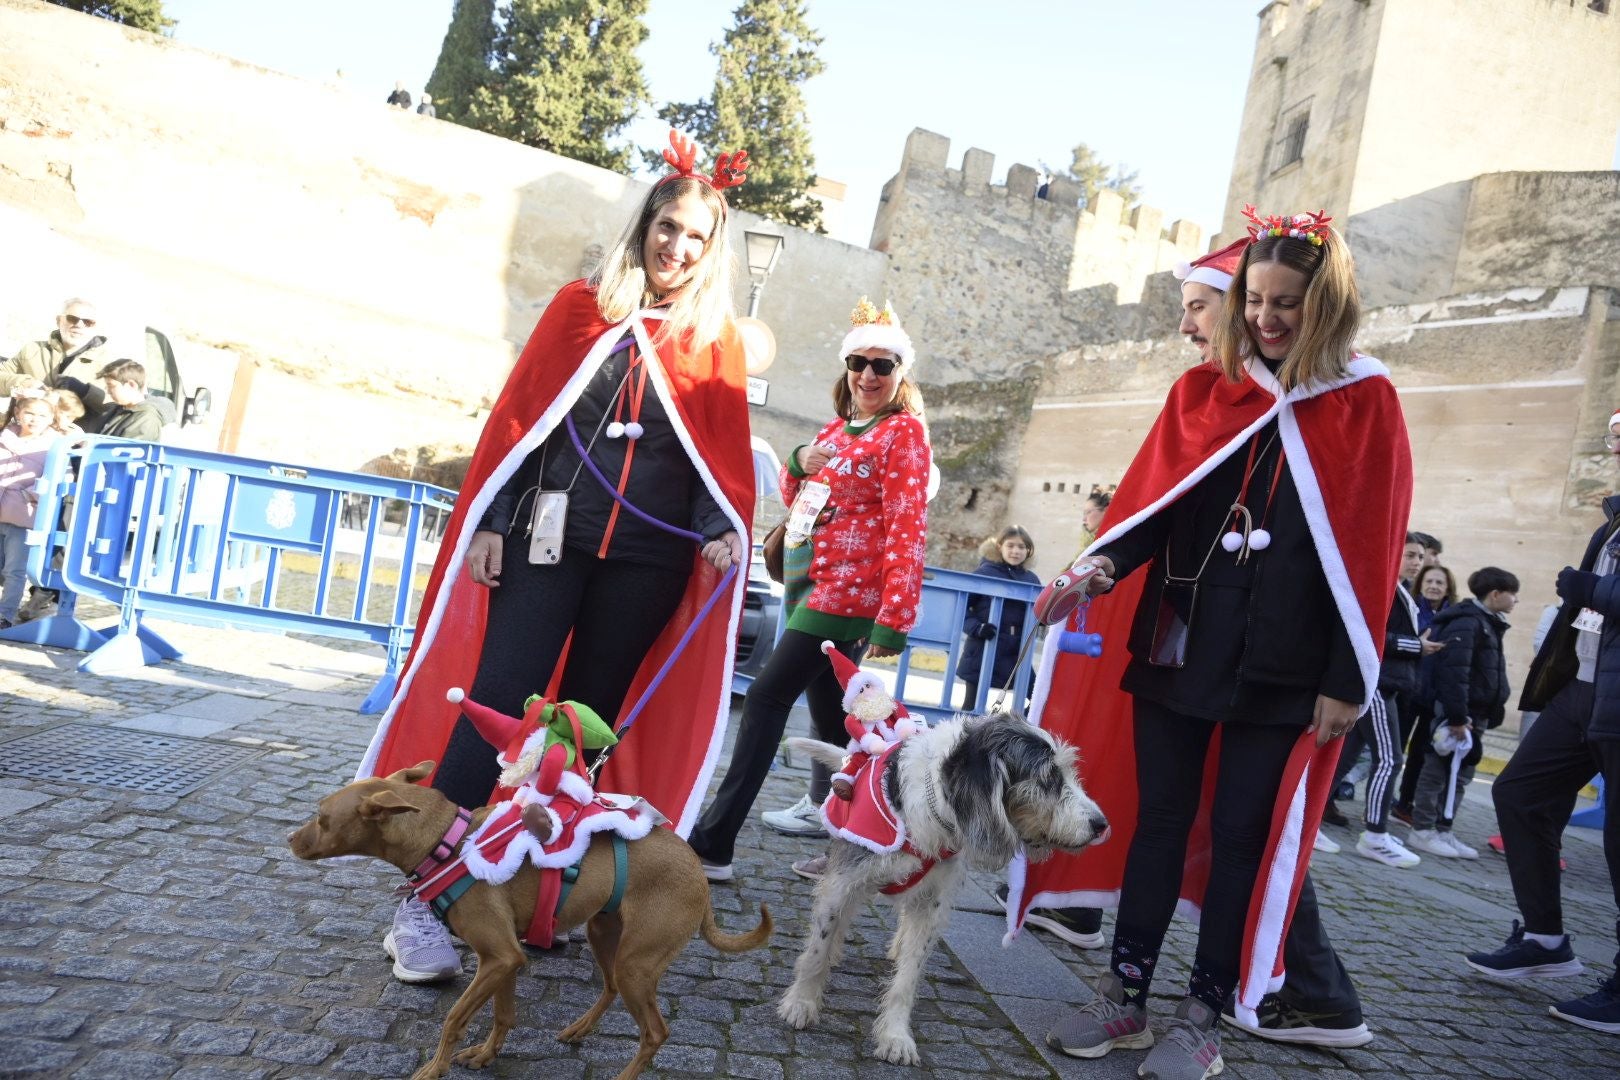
left=453, top=0, right=651, bottom=173
left=46, top=0, right=173, bottom=34
left=424, top=0, right=497, bottom=126
left=652, top=0, right=826, bottom=231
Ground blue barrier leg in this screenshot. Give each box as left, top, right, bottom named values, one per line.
left=134, top=623, right=183, bottom=661
left=80, top=627, right=164, bottom=673
left=1570, top=774, right=1606, bottom=829
left=359, top=671, right=396, bottom=715
left=0, top=590, right=110, bottom=650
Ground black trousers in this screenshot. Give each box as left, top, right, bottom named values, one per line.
left=431, top=545, right=689, bottom=811
left=688, top=629, right=861, bottom=865
left=1331, top=691, right=1403, bottom=831
left=1493, top=679, right=1620, bottom=952
left=1396, top=700, right=1430, bottom=810
left=1278, top=874, right=1361, bottom=1015
left=1114, top=699, right=1303, bottom=985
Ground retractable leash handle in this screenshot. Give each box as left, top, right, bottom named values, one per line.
left=1033, top=562, right=1101, bottom=627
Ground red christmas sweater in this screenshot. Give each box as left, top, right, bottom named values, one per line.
left=782, top=412, right=930, bottom=650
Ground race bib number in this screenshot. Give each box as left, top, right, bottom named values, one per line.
left=1574, top=607, right=1604, bottom=634
left=785, top=481, right=831, bottom=546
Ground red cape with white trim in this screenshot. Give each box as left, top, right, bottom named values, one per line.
left=357, top=280, right=755, bottom=836
left=1010, top=356, right=1412, bottom=1023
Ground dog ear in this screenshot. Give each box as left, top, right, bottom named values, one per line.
left=358, top=790, right=422, bottom=820
left=386, top=760, right=435, bottom=785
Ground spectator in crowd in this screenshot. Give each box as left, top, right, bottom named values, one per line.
left=1393, top=561, right=1459, bottom=823
left=74, top=360, right=164, bottom=441
left=1077, top=489, right=1111, bottom=553
left=1, top=298, right=107, bottom=398
left=362, top=142, right=754, bottom=983
left=1413, top=531, right=1443, bottom=568
left=956, top=525, right=1041, bottom=712
left=1464, top=411, right=1620, bottom=1034
left=386, top=81, right=412, bottom=109
left=416, top=93, right=436, bottom=118
left=1407, top=567, right=1518, bottom=859
left=0, top=395, right=58, bottom=629
left=45, top=388, right=85, bottom=437
left=698, top=298, right=930, bottom=880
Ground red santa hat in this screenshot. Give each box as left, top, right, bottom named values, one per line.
left=819, top=641, right=890, bottom=713
left=445, top=686, right=536, bottom=766
left=1610, top=407, right=1620, bottom=433
left=840, top=297, right=915, bottom=373
left=1173, top=237, right=1251, bottom=294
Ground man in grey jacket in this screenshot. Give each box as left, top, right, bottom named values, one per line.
left=1, top=298, right=108, bottom=397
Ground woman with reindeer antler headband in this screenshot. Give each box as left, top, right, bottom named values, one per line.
left=1017, top=209, right=1413, bottom=1076
left=357, top=132, right=758, bottom=984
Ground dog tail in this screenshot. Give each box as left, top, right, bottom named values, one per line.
left=785, top=737, right=847, bottom=770
left=700, top=901, right=773, bottom=954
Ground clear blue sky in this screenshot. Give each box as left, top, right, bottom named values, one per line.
left=162, top=1, right=1260, bottom=244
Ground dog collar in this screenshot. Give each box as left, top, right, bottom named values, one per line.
left=410, top=807, right=473, bottom=882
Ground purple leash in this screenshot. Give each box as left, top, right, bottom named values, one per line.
left=563, top=412, right=741, bottom=751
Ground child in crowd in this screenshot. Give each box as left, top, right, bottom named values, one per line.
left=46, top=388, right=86, bottom=436
left=1407, top=566, right=1518, bottom=858
left=957, top=524, right=1041, bottom=711
left=0, top=394, right=60, bottom=629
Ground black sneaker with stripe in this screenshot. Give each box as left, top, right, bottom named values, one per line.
left=1220, top=993, right=1372, bottom=1048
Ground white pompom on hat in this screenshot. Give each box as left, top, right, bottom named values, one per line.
left=840, top=297, right=915, bottom=373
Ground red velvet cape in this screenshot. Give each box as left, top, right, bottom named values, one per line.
left=358, top=280, right=755, bottom=835
left=1009, top=356, right=1412, bottom=1023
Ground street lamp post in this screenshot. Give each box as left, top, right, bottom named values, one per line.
left=744, top=229, right=785, bottom=317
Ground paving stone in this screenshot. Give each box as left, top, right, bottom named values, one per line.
left=171, top=1022, right=256, bottom=1056
left=70, top=1049, right=181, bottom=1079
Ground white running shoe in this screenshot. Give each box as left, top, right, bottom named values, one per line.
left=760, top=794, right=827, bottom=837
left=1312, top=831, right=1340, bottom=854
left=1441, top=833, right=1480, bottom=859
left=699, top=858, right=734, bottom=882
left=1355, top=830, right=1420, bottom=868
left=1408, top=828, right=1461, bottom=857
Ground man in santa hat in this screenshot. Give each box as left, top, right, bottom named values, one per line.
left=1463, top=408, right=1620, bottom=1035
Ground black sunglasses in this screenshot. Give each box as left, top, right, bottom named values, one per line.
left=843, top=355, right=898, bottom=377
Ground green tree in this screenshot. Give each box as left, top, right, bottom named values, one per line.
left=651, top=0, right=825, bottom=231
left=450, top=0, right=650, bottom=173
left=425, top=0, right=497, bottom=126
left=1057, top=143, right=1142, bottom=209
left=47, top=0, right=173, bottom=34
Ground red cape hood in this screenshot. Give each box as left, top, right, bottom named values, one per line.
left=1010, top=356, right=1412, bottom=1023
left=358, top=280, right=755, bottom=835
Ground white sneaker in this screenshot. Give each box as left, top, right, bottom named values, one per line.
left=1355, top=830, right=1420, bottom=868
left=699, top=858, right=734, bottom=882
left=1408, top=828, right=1460, bottom=857
left=760, top=794, right=827, bottom=837
left=1441, top=833, right=1480, bottom=859
left=1312, top=831, right=1340, bottom=854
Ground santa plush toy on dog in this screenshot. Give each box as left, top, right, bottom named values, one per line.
left=820, top=641, right=920, bottom=799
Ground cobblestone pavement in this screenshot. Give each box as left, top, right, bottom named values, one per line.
left=2, top=619, right=1619, bottom=1079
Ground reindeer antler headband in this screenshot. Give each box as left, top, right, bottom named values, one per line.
left=1242, top=204, right=1333, bottom=246
left=657, top=130, right=749, bottom=209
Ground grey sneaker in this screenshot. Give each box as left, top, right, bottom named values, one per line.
left=383, top=896, right=462, bottom=983
left=791, top=853, right=827, bottom=880
left=761, top=794, right=827, bottom=837
left=1046, top=972, right=1154, bottom=1058
left=1139, top=997, right=1223, bottom=1079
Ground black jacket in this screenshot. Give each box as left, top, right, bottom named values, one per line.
left=1521, top=494, right=1620, bottom=740
left=1429, top=599, right=1511, bottom=728
left=956, top=556, right=1041, bottom=685
left=1379, top=585, right=1423, bottom=697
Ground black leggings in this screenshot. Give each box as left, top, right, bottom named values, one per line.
left=1114, top=698, right=1303, bottom=987
left=432, top=544, right=689, bottom=810
left=688, top=629, right=861, bottom=865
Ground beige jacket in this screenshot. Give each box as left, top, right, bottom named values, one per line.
left=1, top=332, right=108, bottom=397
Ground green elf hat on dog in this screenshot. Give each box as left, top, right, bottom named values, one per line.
left=445, top=687, right=617, bottom=790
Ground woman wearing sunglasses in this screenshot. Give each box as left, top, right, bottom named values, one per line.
left=688, top=298, right=931, bottom=881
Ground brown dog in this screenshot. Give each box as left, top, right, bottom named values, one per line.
left=289, top=762, right=772, bottom=1080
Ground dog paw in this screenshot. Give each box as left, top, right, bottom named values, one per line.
left=872, top=1031, right=921, bottom=1066
left=777, top=993, right=820, bottom=1030
left=409, top=1063, right=451, bottom=1080
left=556, top=1020, right=593, bottom=1044
left=452, top=1046, right=497, bottom=1069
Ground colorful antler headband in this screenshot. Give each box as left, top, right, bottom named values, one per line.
left=1242, top=204, right=1333, bottom=246
left=658, top=130, right=750, bottom=196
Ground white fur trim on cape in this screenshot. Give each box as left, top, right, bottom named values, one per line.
left=554, top=769, right=595, bottom=805
left=819, top=766, right=908, bottom=856
left=357, top=306, right=749, bottom=839
left=462, top=799, right=659, bottom=884
left=1001, top=851, right=1201, bottom=946
left=1236, top=756, right=1310, bottom=1022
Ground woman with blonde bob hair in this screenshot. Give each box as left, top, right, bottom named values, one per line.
left=360, top=133, right=760, bottom=986
left=1032, top=210, right=1412, bottom=1073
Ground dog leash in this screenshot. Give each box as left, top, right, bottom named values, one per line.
left=562, top=412, right=741, bottom=781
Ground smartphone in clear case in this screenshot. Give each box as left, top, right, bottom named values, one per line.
left=527, top=491, right=569, bottom=565
left=1148, top=577, right=1198, bottom=668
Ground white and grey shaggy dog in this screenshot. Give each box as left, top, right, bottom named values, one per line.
left=779, top=713, right=1107, bottom=1066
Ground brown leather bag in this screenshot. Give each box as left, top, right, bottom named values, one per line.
left=761, top=521, right=787, bottom=584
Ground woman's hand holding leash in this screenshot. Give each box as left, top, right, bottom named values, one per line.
left=467, top=530, right=503, bottom=587
left=702, top=530, right=745, bottom=572
left=866, top=644, right=899, bottom=659
left=1073, top=556, right=1115, bottom=596
left=1309, top=694, right=1360, bottom=746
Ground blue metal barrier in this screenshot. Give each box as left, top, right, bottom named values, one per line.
left=733, top=564, right=1040, bottom=723
left=1571, top=774, right=1606, bottom=829
left=1, top=438, right=454, bottom=711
